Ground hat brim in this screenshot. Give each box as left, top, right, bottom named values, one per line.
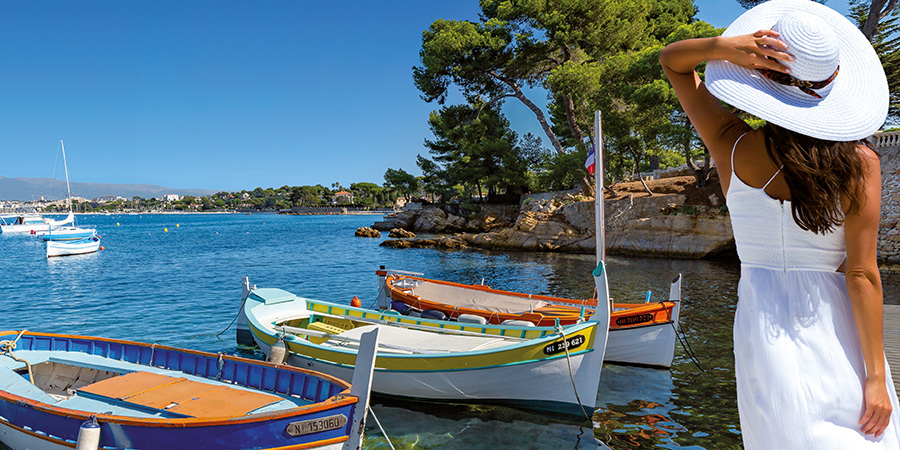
left=705, top=0, right=888, bottom=141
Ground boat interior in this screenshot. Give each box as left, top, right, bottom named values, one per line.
left=1, top=352, right=310, bottom=419
left=275, top=313, right=523, bottom=355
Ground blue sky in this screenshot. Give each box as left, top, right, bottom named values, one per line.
left=0, top=1, right=851, bottom=193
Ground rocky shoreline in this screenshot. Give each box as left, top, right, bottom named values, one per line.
left=363, top=188, right=736, bottom=259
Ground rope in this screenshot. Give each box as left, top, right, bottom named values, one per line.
left=367, top=282, right=388, bottom=310
left=1, top=330, right=33, bottom=384
left=554, top=323, right=592, bottom=421
left=150, top=343, right=157, bottom=367
left=216, top=352, right=225, bottom=380
left=671, top=322, right=704, bottom=372
left=216, top=293, right=249, bottom=338
left=367, top=405, right=396, bottom=450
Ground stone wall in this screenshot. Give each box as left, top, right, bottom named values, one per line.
left=877, top=131, right=900, bottom=264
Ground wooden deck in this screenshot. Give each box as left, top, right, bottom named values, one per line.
left=886, top=304, right=900, bottom=396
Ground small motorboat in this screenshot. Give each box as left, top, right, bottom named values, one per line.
left=377, top=269, right=682, bottom=368
left=46, top=234, right=101, bottom=257
left=0, top=329, right=378, bottom=450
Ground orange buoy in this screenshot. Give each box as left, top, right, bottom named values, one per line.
left=30, top=230, right=35, bottom=234
left=351, top=296, right=361, bottom=308
left=99, top=246, right=105, bottom=250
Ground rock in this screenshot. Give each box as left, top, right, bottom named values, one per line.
left=355, top=227, right=381, bottom=238
left=393, top=210, right=419, bottom=230
left=412, top=208, right=447, bottom=232
left=389, top=228, right=416, bottom=238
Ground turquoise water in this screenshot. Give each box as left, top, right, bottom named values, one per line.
left=1, top=213, right=897, bottom=449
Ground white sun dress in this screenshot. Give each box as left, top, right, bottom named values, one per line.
left=726, top=134, right=900, bottom=449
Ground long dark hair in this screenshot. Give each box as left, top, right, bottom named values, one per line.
left=762, top=123, right=876, bottom=234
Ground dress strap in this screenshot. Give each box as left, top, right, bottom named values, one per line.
left=730, top=132, right=749, bottom=172
left=762, top=166, right=784, bottom=189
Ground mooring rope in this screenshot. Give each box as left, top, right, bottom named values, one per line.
left=0, top=330, right=34, bottom=384
left=367, top=405, right=396, bottom=450
left=671, top=322, right=704, bottom=372
left=554, top=323, right=592, bottom=421
left=216, top=293, right=249, bottom=338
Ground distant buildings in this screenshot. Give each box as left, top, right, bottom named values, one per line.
left=93, top=195, right=125, bottom=203
left=331, top=190, right=353, bottom=205
left=161, top=194, right=182, bottom=202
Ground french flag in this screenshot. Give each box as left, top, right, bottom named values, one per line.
left=585, top=144, right=595, bottom=175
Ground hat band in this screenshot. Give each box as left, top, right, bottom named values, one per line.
left=756, top=65, right=840, bottom=99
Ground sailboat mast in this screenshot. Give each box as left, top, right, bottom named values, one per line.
left=593, top=111, right=605, bottom=265
left=60, top=140, right=71, bottom=212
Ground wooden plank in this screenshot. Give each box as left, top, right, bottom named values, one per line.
left=885, top=304, right=900, bottom=396
left=77, top=371, right=181, bottom=400
left=79, top=371, right=283, bottom=417
left=167, top=386, right=281, bottom=417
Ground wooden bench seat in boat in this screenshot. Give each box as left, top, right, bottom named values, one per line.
left=77, top=371, right=283, bottom=418
left=323, top=324, right=516, bottom=354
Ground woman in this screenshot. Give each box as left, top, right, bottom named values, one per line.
left=659, top=0, right=899, bottom=448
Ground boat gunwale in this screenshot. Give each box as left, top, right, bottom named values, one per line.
left=0, top=330, right=358, bottom=428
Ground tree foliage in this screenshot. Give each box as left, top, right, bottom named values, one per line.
left=383, top=168, right=419, bottom=202
left=414, top=0, right=694, bottom=161
left=418, top=102, right=538, bottom=202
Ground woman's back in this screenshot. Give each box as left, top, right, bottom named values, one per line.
left=726, top=132, right=846, bottom=272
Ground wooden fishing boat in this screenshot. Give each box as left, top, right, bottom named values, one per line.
left=377, top=270, right=681, bottom=368
left=46, top=234, right=101, bottom=257
left=0, top=329, right=377, bottom=450
left=238, top=265, right=612, bottom=418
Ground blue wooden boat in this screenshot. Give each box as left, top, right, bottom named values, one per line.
left=0, top=330, right=377, bottom=450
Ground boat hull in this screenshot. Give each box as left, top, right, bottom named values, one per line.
left=253, top=330, right=598, bottom=416
left=46, top=236, right=100, bottom=257
left=606, top=321, right=677, bottom=367
left=381, top=272, right=681, bottom=368
left=0, top=331, right=362, bottom=450
left=242, top=287, right=608, bottom=418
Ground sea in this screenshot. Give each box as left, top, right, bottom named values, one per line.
left=2, top=213, right=897, bottom=450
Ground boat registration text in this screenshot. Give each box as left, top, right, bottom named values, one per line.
left=543, top=335, right=586, bottom=356
left=285, top=414, right=348, bottom=436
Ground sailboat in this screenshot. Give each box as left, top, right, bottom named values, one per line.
left=43, top=141, right=101, bottom=256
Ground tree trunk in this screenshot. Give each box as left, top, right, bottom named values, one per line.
left=491, top=70, right=566, bottom=155
left=862, top=0, right=897, bottom=41
left=633, top=161, right=653, bottom=196
left=682, top=117, right=711, bottom=187
left=562, top=93, right=585, bottom=144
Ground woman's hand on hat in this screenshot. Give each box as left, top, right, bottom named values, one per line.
left=719, top=30, right=793, bottom=74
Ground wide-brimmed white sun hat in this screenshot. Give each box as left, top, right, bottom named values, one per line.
left=705, top=0, right=888, bottom=141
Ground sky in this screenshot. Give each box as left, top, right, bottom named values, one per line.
left=0, top=1, right=852, bottom=193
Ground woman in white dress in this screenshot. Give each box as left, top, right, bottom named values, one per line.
left=659, top=0, right=899, bottom=448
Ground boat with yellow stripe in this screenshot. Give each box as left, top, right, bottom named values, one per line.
left=238, top=264, right=612, bottom=418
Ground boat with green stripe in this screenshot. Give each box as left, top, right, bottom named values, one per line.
left=238, top=263, right=612, bottom=418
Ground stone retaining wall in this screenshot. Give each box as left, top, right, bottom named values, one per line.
left=877, top=131, right=900, bottom=264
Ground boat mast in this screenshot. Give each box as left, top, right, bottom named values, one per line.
left=60, top=140, right=71, bottom=213
left=592, top=111, right=604, bottom=264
